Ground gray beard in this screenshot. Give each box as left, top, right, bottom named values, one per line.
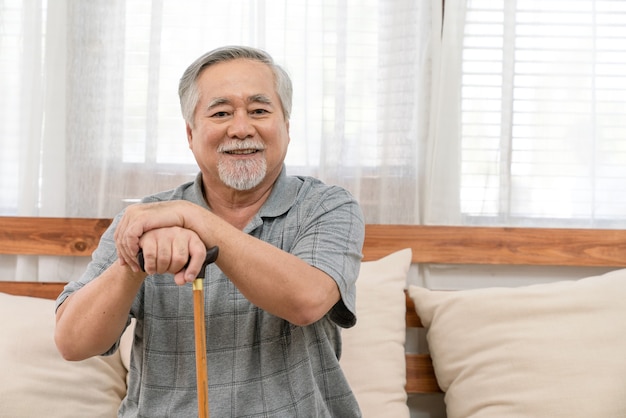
left=218, top=158, right=267, bottom=191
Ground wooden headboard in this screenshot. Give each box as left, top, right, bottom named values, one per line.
left=364, top=224, right=626, bottom=393
left=1, top=217, right=626, bottom=394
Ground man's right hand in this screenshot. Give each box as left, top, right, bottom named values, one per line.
left=137, top=226, right=207, bottom=285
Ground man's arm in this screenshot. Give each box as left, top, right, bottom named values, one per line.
left=54, top=262, right=144, bottom=361
left=55, top=225, right=206, bottom=361
left=115, top=200, right=345, bottom=326
left=202, top=221, right=341, bottom=326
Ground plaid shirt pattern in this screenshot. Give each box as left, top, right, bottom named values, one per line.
left=58, top=168, right=364, bottom=418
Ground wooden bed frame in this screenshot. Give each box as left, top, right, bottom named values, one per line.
left=1, top=216, right=626, bottom=395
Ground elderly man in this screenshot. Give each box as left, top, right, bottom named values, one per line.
left=55, top=46, right=364, bottom=417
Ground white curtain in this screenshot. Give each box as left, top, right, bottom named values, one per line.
left=1, top=0, right=433, bottom=221
left=3, top=0, right=626, bottom=281
left=0, top=0, right=435, bottom=280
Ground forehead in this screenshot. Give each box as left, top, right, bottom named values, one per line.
left=196, top=59, right=277, bottom=100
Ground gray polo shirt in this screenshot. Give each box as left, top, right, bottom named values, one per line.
left=57, top=168, right=364, bottom=417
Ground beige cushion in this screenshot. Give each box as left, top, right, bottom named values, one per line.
left=0, top=292, right=127, bottom=418
left=409, top=269, right=626, bottom=418
left=341, top=249, right=412, bottom=418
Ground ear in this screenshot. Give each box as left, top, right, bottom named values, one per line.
left=186, top=123, right=193, bottom=148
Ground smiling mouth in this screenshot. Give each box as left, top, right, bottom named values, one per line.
left=225, top=149, right=260, bottom=155
left=219, top=140, right=266, bottom=155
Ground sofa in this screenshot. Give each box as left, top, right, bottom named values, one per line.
left=1, top=218, right=626, bottom=417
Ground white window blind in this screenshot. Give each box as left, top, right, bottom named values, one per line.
left=461, top=0, right=626, bottom=225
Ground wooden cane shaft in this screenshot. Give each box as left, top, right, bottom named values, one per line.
left=193, top=279, right=210, bottom=418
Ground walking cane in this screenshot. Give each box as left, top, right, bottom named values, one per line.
left=138, top=246, right=219, bottom=418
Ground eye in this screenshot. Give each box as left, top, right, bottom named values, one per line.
left=250, top=108, right=270, bottom=116
left=210, top=111, right=230, bottom=118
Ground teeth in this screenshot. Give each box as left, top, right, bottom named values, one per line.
left=228, top=149, right=257, bottom=155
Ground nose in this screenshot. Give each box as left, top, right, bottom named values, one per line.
left=227, top=110, right=255, bottom=139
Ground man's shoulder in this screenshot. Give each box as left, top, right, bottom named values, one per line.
left=290, top=175, right=353, bottom=199
left=294, top=177, right=359, bottom=213
left=140, top=175, right=204, bottom=205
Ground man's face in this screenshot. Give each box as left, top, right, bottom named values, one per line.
left=187, top=58, right=290, bottom=192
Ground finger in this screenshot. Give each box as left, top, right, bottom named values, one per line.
left=139, top=239, right=158, bottom=274
left=114, top=204, right=136, bottom=246
left=120, top=245, right=140, bottom=272
left=183, top=238, right=208, bottom=282
left=115, top=221, right=140, bottom=271
left=117, top=245, right=139, bottom=272
left=122, top=225, right=143, bottom=270
left=155, top=241, right=174, bottom=274
left=173, top=270, right=188, bottom=286
left=169, top=233, right=193, bottom=273
left=114, top=214, right=130, bottom=267
left=115, top=205, right=147, bottom=271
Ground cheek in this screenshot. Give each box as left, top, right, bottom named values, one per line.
left=188, top=125, right=221, bottom=149
left=265, top=122, right=290, bottom=144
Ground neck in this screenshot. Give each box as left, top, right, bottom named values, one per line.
left=201, top=178, right=274, bottom=230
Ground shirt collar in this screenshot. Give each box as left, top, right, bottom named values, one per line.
left=257, top=165, right=300, bottom=219
left=191, top=165, right=299, bottom=227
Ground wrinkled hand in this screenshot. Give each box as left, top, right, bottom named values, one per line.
left=114, top=201, right=190, bottom=271
left=136, top=227, right=207, bottom=285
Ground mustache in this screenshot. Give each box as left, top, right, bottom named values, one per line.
left=218, top=140, right=266, bottom=153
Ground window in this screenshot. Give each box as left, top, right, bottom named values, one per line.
left=2, top=1, right=428, bottom=220
left=0, top=0, right=47, bottom=214
left=119, top=1, right=380, bottom=170
left=460, top=0, right=626, bottom=225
